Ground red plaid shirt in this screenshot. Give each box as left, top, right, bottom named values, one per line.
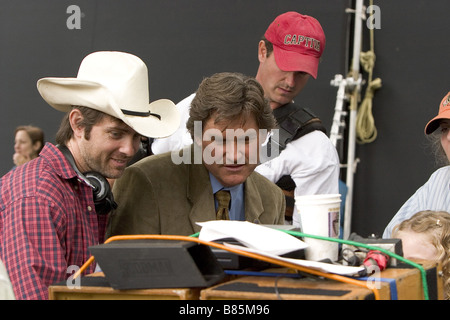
left=0, top=143, right=108, bottom=299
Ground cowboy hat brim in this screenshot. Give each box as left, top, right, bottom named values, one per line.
left=37, top=77, right=180, bottom=138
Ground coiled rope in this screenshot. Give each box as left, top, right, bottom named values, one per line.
left=356, top=0, right=382, bottom=144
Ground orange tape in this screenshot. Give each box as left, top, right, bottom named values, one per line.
left=73, top=234, right=381, bottom=300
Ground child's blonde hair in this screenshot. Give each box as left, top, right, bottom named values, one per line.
left=393, top=210, right=450, bottom=300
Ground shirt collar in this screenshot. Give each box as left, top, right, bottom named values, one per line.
left=209, top=173, right=243, bottom=195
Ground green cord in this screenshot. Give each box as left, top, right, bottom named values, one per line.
left=189, top=229, right=430, bottom=299
left=282, top=230, right=429, bottom=300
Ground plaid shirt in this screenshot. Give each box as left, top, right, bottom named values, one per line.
left=0, top=143, right=108, bottom=300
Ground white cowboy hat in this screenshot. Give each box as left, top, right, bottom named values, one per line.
left=37, top=51, right=180, bottom=138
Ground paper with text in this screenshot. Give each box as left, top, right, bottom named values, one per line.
left=197, top=220, right=307, bottom=255
left=197, top=220, right=365, bottom=276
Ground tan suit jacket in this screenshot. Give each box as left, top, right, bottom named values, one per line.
left=107, top=149, right=285, bottom=237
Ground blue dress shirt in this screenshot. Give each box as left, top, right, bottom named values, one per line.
left=209, top=173, right=245, bottom=221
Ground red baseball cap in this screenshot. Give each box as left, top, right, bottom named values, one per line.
left=264, top=11, right=325, bottom=79
left=425, top=92, right=450, bottom=134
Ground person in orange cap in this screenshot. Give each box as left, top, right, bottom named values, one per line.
left=384, top=92, right=450, bottom=238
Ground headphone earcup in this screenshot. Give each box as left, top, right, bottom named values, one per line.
left=57, top=145, right=117, bottom=215
left=84, top=172, right=117, bottom=215
left=84, top=172, right=110, bottom=202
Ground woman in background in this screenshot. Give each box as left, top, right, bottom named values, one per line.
left=13, top=125, right=44, bottom=167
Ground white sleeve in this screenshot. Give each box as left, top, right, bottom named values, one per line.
left=151, top=93, right=195, bottom=155
left=0, top=259, right=15, bottom=300
left=256, top=130, right=340, bottom=196
left=256, top=131, right=340, bottom=228
left=382, top=166, right=450, bottom=238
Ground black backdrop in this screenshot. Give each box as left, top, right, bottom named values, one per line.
left=0, top=0, right=448, bottom=237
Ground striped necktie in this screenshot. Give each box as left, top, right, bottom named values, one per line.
left=215, top=190, right=231, bottom=220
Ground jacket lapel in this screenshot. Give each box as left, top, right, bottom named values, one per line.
left=244, top=173, right=264, bottom=224
left=187, top=163, right=216, bottom=233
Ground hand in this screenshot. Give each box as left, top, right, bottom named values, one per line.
left=13, top=152, right=31, bottom=166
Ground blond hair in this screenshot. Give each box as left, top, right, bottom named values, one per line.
left=393, top=210, right=450, bottom=299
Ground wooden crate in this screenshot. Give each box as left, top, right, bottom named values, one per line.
left=201, top=260, right=443, bottom=300
left=48, top=272, right=200, bottom=300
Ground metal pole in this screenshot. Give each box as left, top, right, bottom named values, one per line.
left=343, top=0, right=363, bottom=239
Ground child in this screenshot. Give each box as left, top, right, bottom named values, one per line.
left=392, top=210, right=450, bottom=299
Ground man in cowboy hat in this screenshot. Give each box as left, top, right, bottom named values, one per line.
left=0, top=51, right=180, bottom=300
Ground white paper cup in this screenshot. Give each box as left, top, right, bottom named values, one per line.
left=295, top=194, right=341, bottom=261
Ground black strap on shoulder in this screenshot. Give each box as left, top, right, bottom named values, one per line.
left=271, top=103, right=326, bottom=152
left=270, top=103, right=327, bottom=221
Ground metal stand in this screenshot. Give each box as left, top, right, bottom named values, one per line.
left=329, top=0, right=365, bottom=240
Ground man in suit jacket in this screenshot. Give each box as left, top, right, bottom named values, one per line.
left=107, top=72, right=285, bottom=237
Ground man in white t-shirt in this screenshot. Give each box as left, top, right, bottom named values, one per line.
left=152, top=12, right=340, bottom=225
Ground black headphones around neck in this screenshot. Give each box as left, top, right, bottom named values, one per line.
left=57, top=145, right=117, bottom=215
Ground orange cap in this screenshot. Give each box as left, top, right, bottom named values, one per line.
left=424, top=92, right=450, bottom=134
